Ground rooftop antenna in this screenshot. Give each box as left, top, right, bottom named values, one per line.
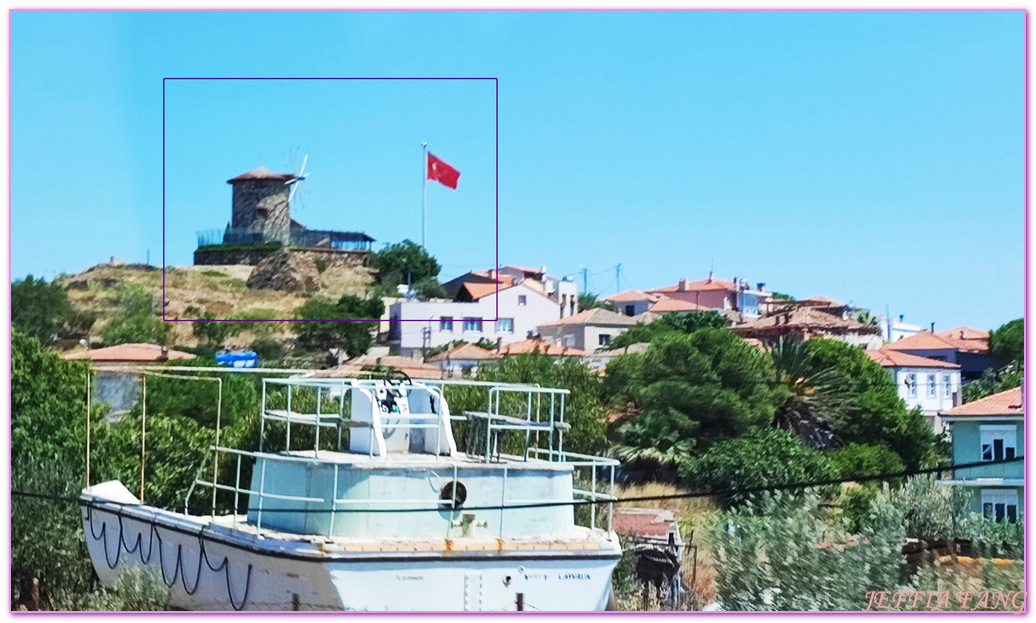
left=286, top=153, right=310, bottom=204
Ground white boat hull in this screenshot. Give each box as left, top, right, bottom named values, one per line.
left=80, top=490, right=620, bottom=611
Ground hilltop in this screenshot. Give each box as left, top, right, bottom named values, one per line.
left=57, top=257, right=375, bottom=351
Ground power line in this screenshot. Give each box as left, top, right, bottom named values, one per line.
left=14, top=456, right=1022, bottom=516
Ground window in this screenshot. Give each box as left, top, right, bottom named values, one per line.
left=496, top=318, right=514, bottom=333
left=439, top=317, right=453, bottom=332
left=518, top=295, right=527, bottom=307
left=981, top=489, right=1019, bottom=523
left=624, top=304, right=635, bottom=317
left=926, top=374, right=936, bottom=398
left=943, top=374, right=952, bottom=398
left=980, top=425, right=1017, bottom=462
left=599, top=334, right=611, bottom=346
left=463, top=318, right=483, bottom=332
left=905, top=373, right=917, bottom=398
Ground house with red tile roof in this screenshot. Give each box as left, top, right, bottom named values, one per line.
left=64, top=344, right=197, bottom=417
left=646, top=273, right=772, bottom=319
left=866, top=349, right=961, bottom=431
left=310, top=355, right=445, bottom=380
left=425, top=342, right=502, bottom=376
left=731, top=307, right=883, bottom=349
left=497, top=338, right=587, bottom=357
left=64, top=343, right=196, bottom=364
left=883, top=329, right=994, bottom=380
left=940, top=387, right=1023, bottom=522
left=388, top=280, right=561, bottom=359
left=604, top=289, right=661, bottom=317
left=537, top=308, right=639, bottom=353
left=442, top=265, right=580, bottom=319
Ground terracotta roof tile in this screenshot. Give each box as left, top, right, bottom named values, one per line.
left=649, top=298, right=706, bottom=313
left=942, top=387, right=1023, bottom=417
left=605, top=289, right=657, bottom=303
left=538, top=308, right=638, bottom=328
left=458, top=282, right=510, bottom=301
left=613, top=508, right=678, bottom=539
left=866, top=349, right=960, bottom=369
left=63, top=343, right=197, bottom=363
left=426, top=343, right=503, bottom=363
left=498, top=339, right=586, bottom=357
left=312, top=355, right=444, bottom=380
left=648, top=277, right=738, bottom=294
left=733, top=308, right=880, bottom=335
left=884, top=330, right=988, bottom=354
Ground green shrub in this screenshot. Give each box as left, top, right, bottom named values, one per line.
left=680, top=428, right=837, bottom=508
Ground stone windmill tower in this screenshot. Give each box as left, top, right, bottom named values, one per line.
left=227, top=166, right=297, bottom=244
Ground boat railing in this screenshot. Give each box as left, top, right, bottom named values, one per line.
left=185, top=444, right=618, bottom=538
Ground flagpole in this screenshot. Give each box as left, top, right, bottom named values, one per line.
left=422, top=141, right=429, bottom=249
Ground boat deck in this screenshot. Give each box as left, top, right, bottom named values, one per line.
left=272, top=448, right=574, bottom=471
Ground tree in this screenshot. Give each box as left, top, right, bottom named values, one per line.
left=802, top=338, right=941, bottom=472
left=989, top=318, right=1023, bottom=366
left=605, top=329, right=786, bottom=478
left=578, top=292, right=615, bottom=312
left=101, top=284, right=170, bottom=346
left=604, top=310, right=731, bottom=351
left=442, top=354, right=607, bottom=457
left=11, top=275, right=73, bottom=343
left=192, top=311, right=242, bottom=347
left=769, top=336, right=844, bottom=449
left=680, top=428, right=837, bottom=508
left=292, top=294, right=385, bottom=358
left=370, top=240, right=441, bottom=288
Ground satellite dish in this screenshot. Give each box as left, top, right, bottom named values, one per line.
left=286, top=153, right=310, bottom=203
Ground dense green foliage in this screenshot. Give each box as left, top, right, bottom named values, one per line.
left=292, top=294, right=385, bottom=357
left=443, top=354, right=607, bottom=456
left=604, top=311, right=731, bottom=351
left=12, top=274, right=73, bottom=343
left=370, top=239, right=442, bottom=290
left=11, top=331, right=171, bottom=609
left=989, top=318, right=1024, bottom=366
left=101, top=283, right=170, bottom=346
left=710, top=490, right=906, bottom=610
left=192, top=311, right=243, bottom=347
left=709, top=479, right=1024, bottom=611
left=680, top=428, right=837, bottom=508
left=607, top=329, right=785, bottom=475
left=828, top=443, right=905, bottom=480
left=963, top=365, right=1024, bottom=402
left=802, top=339, right=941, bottom=471
left=769, top=336, right=844, bottom=449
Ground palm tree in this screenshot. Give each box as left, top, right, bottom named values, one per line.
left=768, top=336, right=844, bottom=449
left=613, top=411, right=695, bottom=483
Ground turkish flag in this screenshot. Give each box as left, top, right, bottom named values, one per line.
left=427, top=152, right=460, bottom=189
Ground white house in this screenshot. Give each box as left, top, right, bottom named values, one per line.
left=388, top=281, right=559, bottom=358
left=537, top=308, right=639, bottom=354
left=877, top=314, right=924, bottom=344
left=865, top=349, right=962, bottom=432
left=442, top=265, right=580, bottom=320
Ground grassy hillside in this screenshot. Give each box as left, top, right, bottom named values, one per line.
left=58, top=260, right=375, bottom=351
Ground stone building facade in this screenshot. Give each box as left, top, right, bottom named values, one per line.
left=228, top=167, right=294, bottom=244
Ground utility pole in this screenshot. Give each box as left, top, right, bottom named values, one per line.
left=615, top=263, right=622, bottom=295
left=581, top=267, right=588, bottom=294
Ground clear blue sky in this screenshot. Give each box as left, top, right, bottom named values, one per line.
left=11, top=10, right=1024, bottom=331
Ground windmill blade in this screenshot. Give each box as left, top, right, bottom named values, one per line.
left=287, top=153, right=310, bottom=203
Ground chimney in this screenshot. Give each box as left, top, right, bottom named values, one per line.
left=707, top=271, right=713, bottom=283
left=757, top=283, right=766, bottom=292
left=678, top=278, right=689, bottom=292
left=930, top=322, right=935, bottom=333
left=160, top=346, right=169, bottom=362
left=496, top=337, right=503, bottom=352
left=489, top=269, right=496, bottom=280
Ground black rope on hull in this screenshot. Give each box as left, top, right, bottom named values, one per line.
left=82, top=503, right=253, bottom=611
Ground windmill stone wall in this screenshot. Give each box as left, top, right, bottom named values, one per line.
left=229, top=168, right=293, bottom=244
